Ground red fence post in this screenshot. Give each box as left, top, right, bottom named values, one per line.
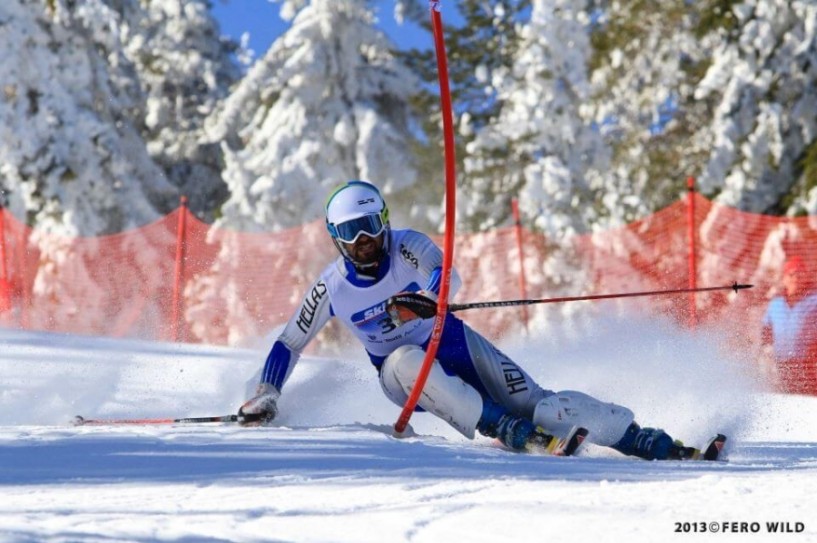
left=17, top=226, right=31, bottom=330
left=171, top=196, right=188, bottom=342
left=511, top=198, right=530, bottom=333
left=686, top=177, right=698, bottom=328
left=17, top=226, right=30, bottom=329
left=0, top=203, right=11, bottom=314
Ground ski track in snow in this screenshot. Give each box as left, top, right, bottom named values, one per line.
left=1, top=317, right=816, bottom=542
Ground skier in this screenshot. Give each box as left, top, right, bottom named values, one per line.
left=239, top=180, right=721, bottom=460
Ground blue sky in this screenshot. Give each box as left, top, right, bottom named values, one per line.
left=211, top=0, right=440, bottom=59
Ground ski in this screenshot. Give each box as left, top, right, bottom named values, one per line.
left=673, top=433, right=728, bottom=461
left=699, top=433, right=728, bottom=461
left=528, top=425, right=588, bottom=457
left=71, top=413, right=262, bottom=426
left=549, top=425, right=589, bottom=456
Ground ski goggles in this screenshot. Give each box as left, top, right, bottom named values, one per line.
left=327, top=214, right=386, bottom=244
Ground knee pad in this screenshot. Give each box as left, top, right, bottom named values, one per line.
left=533, top=390, right=634, bottom=446
left=379, top=346, right=415, bottom=407
left=379, top=345, right=483, bottom=438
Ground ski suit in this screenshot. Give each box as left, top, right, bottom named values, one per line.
left=260, top=228, right=550, bottom=422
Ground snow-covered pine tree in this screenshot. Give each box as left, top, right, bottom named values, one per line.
left=188, top=0, right=422, bottom=344
left=693, top=0, right=817, bottom=216
left=0, top=0, right=174, bottom=236
left=119, top=0, right=241, bottom=219
left=586, top=1, right=713, bottom=226
left=589, top=0, right=817, bottom=219
left=462, top=0, right=607, bottom=238
left=398, top=0, right=531, bottom=232
left=208, top=0, right=421, bottom=231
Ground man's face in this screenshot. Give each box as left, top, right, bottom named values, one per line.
left=783, top=269, right=801, bottom=297
left=341, top=233, right=383, bottom=266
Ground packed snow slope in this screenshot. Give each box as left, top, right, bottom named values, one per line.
left=1, top=313, right=815, bottom=542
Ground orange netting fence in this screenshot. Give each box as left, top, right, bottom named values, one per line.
left=1, top=183, right=816, bottom=395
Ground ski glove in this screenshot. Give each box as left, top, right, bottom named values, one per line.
left=386, top=290, right=438, bottom=327
left=238, top=382, right=280, bottom=426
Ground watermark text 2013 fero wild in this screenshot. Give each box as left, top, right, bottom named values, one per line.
left=674, top=521, right=805, bottom=534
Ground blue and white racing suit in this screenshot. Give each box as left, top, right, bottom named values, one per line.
left=259, top=228, right=550, bottom=420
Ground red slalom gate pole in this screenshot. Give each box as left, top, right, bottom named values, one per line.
left=170, top=196, right=189, bottom=342
left=395, top=0, right=457, bottom=435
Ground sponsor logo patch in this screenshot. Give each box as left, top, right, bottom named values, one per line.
left=500, top=360, right=529, bottom=395
left=296, top=281, right=327, bottom=334
left=400, top=244, right=419, bottom=268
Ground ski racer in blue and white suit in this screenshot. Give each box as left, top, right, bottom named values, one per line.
left=239, top=181, right=696, bottom=460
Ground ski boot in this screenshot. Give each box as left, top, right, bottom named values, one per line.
left=477, top=399, right=586, bottom=456
left=612, top=422, right=674, bottom=460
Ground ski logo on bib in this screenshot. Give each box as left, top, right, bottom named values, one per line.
left=351, top=282, right=422, bottom=335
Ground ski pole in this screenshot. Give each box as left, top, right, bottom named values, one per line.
left=72, top=413, right=261, bottom=426
left=447, top=282, right=753, bottom=313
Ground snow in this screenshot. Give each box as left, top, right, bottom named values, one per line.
left=1, top=317, right=816, bottom=542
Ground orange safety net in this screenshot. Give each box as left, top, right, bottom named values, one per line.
left=1, top=193, right=815, bottom=395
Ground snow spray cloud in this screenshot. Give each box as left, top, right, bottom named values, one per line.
left=499, top=306, right=759, bottom=446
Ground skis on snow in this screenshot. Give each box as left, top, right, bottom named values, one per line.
left=70, top=415, right=721, bottom=462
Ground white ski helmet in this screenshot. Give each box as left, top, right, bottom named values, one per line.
left=325, top=180, right=390, bottom=267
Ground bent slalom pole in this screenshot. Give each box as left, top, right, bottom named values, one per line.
left=394, top=0, right=457, bottom=435
left=448, top=282, right=753, bottom=313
